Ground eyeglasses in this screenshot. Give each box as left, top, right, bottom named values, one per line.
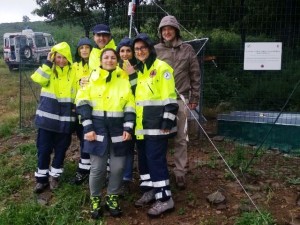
left=134, top=46, right=148, bottom=53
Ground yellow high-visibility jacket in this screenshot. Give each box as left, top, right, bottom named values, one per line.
left=88, top=39, right=116, bottom=70
left=73, top=60, right=91, bottom=84
left=75, top=66, right=136, bottom=156
left=31, top=42, right=77, bottom=133
left=130, top=57, right=178, bottom=140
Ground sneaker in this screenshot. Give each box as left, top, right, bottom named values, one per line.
left=175, top=175, right=186, bottom=190
left=49, top=176, right=59, bottom=191
left=147, top=198, right=175, bottom=217
left=34, top=182, right=49, bottom=193
left=105, top=194, right=122, bottom=217
left=72, top=172, right=89, bottom=185
left=90, top=196, right=102, bottom=219
left=134, top=189, right=155, bottom=207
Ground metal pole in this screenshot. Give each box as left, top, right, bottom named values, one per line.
left=128, top=0, right=136, bottom=38
left=19, top=59, right=22, bottom=129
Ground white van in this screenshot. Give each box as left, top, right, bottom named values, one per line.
left=3, top=29, right=56, bottom=70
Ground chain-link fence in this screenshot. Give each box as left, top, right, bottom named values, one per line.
left=20, top=0, right=300, bottom=153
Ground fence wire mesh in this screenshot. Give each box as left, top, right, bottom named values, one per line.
left=19, top=0, right=300, bottom=153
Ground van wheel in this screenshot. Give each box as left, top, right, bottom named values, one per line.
left=21, top=46, right=32, bottom=60
left=8, top=64, right=14, bottom=71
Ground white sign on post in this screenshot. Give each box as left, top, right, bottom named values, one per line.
left=243, top=42, right=282, bottom=70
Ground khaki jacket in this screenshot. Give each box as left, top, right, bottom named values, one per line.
left=155, top=39, right=201, bottom=103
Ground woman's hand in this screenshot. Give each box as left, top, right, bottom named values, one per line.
left=47, top=52, right=54, bottom=62
left=161, top=129, right=170, bottom=134
left=84, top=131, right=96, bottom=141
left=123, top=131, right=132, bottom=141
left=79, top=76, right=89, bottom=88
left=188, top=103, right=198, bottom=110
left=123, top=60, right=136, bottom=75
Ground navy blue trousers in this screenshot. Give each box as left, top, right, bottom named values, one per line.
left=123, top=138, right=135, bottom=181
left=136, top=138, right=171, bottom=201
left=75, top=124, right=91, bottom=174
left=35, top=128, right=71, bottom=183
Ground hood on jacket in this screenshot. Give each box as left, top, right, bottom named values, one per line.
left=51, top=42, right=73, bottom=65
left=75, top=37, right=93, bottom=62
left=159, top=15, right=180, bottom=31
left=116, top=37, right=133, bottom=54
left=133, top=33, right=156, bottom=57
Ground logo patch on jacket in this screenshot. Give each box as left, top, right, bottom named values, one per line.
left=149, top=69, right=157, bottom=78
left=163, top=71, right=171, bottom=80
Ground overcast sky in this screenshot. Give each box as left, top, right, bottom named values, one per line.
left=0, top=0, right=45, bottom=23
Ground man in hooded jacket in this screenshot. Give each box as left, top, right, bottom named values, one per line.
left=155, top=15, right=201, bottom=189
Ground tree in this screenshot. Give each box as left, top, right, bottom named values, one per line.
left=32, top=0, right=129, bottom=37
left=22, top=15, right=31, bottom=23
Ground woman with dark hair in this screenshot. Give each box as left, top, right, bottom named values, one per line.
left=131, top=33, right=178, bottom=217
left=75, top=48, right=136, bottom=219
left=116, top=37, right=137, bottom=195
left=72, top=37, right=93, bottom=185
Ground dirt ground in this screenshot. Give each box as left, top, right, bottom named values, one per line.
left=68, top=120, right=300, bottom=225
left=2, top=120, right=300, bottom=225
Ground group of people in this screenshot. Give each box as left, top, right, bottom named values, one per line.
left=31, top=15, right=200, bottom=219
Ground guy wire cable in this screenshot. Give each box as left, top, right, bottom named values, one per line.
left=151, top=0, right=197, bottom=40
left=244, top=77, right=300, bottom=172
left=151, top=1, right=268, bottom=221
left=176, top=90, right=268, bottom=222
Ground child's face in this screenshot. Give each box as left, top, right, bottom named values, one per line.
left=54, top=53, right=68, bottom=67
left=119, top=46, right=133, bottom=61
left=101, top=50, right=117, bottom=71
left=79, top=45, right=91, bottom=60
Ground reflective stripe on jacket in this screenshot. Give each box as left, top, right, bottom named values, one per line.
left=75, top=66, right=136, bottom=156
left=133, top=58, right=178, bottom=140
left=31, top=63, right=77, bottom=133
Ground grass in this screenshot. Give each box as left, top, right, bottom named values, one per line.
left=234, top=211, right=275, bottom=225
left=0, top=60, right=19, bottom=137
left=0, top=58, right=289, bottom=225
left=0, top=141, right=96, bottom=225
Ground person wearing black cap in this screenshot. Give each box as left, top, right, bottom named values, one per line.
left=130, top=33, right=178, bottom=217
left=116, top=37, right=137, bottom=196
left=71, top=37, right=93, bottom=185
left=155, top=15, right=201, bottom=190
left=89, top=24, right=116, bottom=70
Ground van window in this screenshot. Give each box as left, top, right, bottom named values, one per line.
left=28, top=38, right=34, bottom=47
left=15, top=36, right=27, bottom=48
left=9, top=37, right=15, bottom=46
left=35, top=35, right=46, bottom=47
left=48, top=36, right=55, bottom=46
left=4, top=38, right=9, bottom=48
